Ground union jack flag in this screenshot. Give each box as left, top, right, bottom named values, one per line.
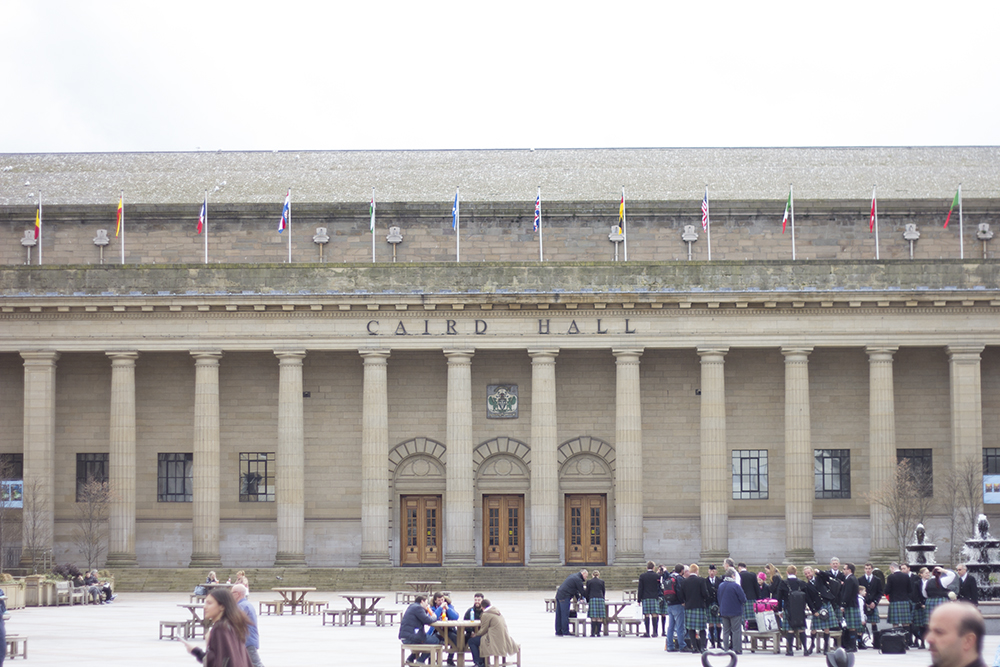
left=701, top=189, right=709, bottom=232
left=533, top=193, right=541, bottom=232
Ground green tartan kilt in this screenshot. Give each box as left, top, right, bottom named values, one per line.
left=887, top=600, right=912, bottom=625
left=780, top=612, right=806, bottom=631
left=658, top=598, right=667, bottom=615
left=743, top=600, right=757, bottom=620
left=865, top=604, right=881, bottom=624
left=587, top=598, right=607, bottom=619
left=812, top=602, right=838, bottom=631
left=912, top=603, right=929, bottom=627
left=925, top=596, right=948, bottom=617
left=843, top=604, right=865, bottom=631
left=642, top=598, right=661, bottom=615
left=708, top=606, right=722, bottom=624
left=685, top=606, right=708, bottom=631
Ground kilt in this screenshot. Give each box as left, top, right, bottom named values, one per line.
left=658, top=598, right=667, bottom=615
left=865, top=604, right=881, bottom=624
left=925, top=596, right=949, bottom=617
left=887, top=600, right=912, bottom=625
left=843, top=604, right=865, bottom=631
left=912, top=603, right=929, bottom=627
left=743, top=600, right=757, bottom=620
left=812, top=602, right=838, bottom=631
left=588, top=598, right=607, bottom=620
left=642, top=598, right=661, bottom=615
left=685, top=606, right=708, bottom=631
left=780, top=612, right=806, bottom=631
left=708, top=606, right=722, bottom=625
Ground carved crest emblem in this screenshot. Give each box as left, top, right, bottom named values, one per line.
left=486, top=384, right=518, bottom=419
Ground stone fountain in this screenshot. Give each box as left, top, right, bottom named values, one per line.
left=961, top=514, right=1000, bottom=600
left=905, top=523, right=937, bottom=568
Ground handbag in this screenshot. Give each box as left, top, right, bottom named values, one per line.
left=755, top=610, right=779, bottom=632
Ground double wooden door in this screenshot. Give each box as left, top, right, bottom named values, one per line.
left=565, top=494, right=607, bottom=565
left=400, top=495, right=442, bottom=565
left=482, top=494, right=524, bottom=565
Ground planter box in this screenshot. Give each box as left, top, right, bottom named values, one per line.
left=24, top=576, right=56, bottom=607
left=0, top=581, right=25, bottom=609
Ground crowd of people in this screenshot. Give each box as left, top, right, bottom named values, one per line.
left=399, top=591, right=518, bottom=667
left=180, top=571, right=262, bottom=667
left=552, top=555, right=985, bottom=659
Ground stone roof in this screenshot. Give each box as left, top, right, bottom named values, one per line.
left=1, top=147, right=998, bottom=207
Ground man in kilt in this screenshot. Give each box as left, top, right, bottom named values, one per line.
left=637, top=561, right=662, bottom=638
left=737, top=563, right=760, bottom=626
left=777, top=565, right=819, bottom=656
left=705, top=565, right=722, bottom=649
left=859, top=562, right=883, bottom=649
left=681, top=563, right=711, bottom=652
left=839, top=563, right=865, bottom=652
left=884, top=562, right=914, bottom=644
left=804, top=566, right=838, bottom=655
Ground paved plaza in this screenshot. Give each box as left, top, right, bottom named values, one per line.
left=4, top=590, right=997, bottom=666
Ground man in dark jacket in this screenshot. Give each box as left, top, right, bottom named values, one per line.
left=463, top=593, right=484, bottom=641
left=839, top=563, right=863, bottom=653
left=705, top=565, right=722, bottom=649
left=775, top=565, right=819, bottom=656
left=957, top=564, right=980, bottom=606
left=737, top=563, right=760, bottom=625
left=859, top=561, right=884, bottom=649
left=663, top=564, right=687, bottom=652
left=554, top=569, right=588, bottom=637
left=681, top=564, right=710, bottom=652
left=399, top=595, right=439, bottom=664
left=637, top=561, right=662, bottom=637
left=884, top=562, right=913, bottom=633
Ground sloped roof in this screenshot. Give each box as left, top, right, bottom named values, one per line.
left=1, top=146, right=998, bottom=207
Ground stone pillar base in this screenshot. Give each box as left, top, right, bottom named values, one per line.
left=273, top=552, right=307, bottom=568
left=528, top=553, right=562, bottom=566
left=189, top=554, right=223, bottom=568
left=782, top=549, right=817, bottom=566
left=359, top=552, right=392, bottom=568
left=867, top=548, right=901, bottom=566
left=699, top=549, right=731, bottom=566
left=614, top=551, right=646, bottom=567
left=442, top=553, right=477, bottom=567
left=105, top=552, right=138, bottom=568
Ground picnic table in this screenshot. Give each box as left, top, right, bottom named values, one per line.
left=404, top=581, right=442, bottom=593
left=432, top=619, right=480, bottom=667
left=178, top=603, right=205, bottom=623
left=178, top=603, right=206, bottom=638
left=339, top=593, right=385, bottom=626
left=603, top=601, right=632, bottom=636
left=272, top=587, right=317, bottom=615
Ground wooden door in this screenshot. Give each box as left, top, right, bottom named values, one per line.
left=564, top=494, right=607, bottom=565
left=400, top=495, right=442, bottom=565
left=482, top=495, right=524, bottom=565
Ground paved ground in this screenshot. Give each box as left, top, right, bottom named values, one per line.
left=4, top=590, right=996, bottom=666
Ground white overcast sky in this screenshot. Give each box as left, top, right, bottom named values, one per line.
left=3, top=0, right=998, bottom=153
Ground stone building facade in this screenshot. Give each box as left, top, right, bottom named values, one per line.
left=0, top=147, right=998, bottom=569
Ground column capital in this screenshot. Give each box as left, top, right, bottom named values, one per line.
left=359, top=349, right=391, bottom=363
left=274, top=350, right=307, bottom=363
left=781, top=346, right=813, bottom=360
left=612, top=348, right=644, bottom=361
left=443, top=349, right=475, bottom=362
left=190, top=350, right=223, bottom=364
left=946, top=344, right=986, bottom=361
left=20, top=350, right=60, bottom=365
left=106, top=351, right=139, bottom=363
left=697, top=346, right=729, bottom=360
left=865, top=346, right=898, bottom=359
left=527, top=348, right=559, bottom=361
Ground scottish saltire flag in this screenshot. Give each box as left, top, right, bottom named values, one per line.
left=701, top=189, right=709, bottom=232
left=197, top=200, right=206, bottom=235
left=533, top=193, right=541, bottom=232
left=278, top=190, right=290, bottom=233
left=452, top=189, right=459, bottom=230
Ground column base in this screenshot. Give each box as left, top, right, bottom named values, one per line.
left=783, top=549, right=817, bottom=566
left=273, top=552, right=307, bottom=568
left=867, top=548, right=902, bottom=566
left=699, top=549, right=731, bottom=566
left=528, top=553, right=562, bottom=565
left=105, top=552, right=139, bottom=568
left=189, top=553, right=223, bottom=569
left=442, top=553, right=477, bottom=567
left=359, top=552, right=392, bottom=568
left=614, top=551, right=647, bottom=567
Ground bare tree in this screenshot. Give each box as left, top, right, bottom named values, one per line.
left=21, top=475, right=51, bottom=574
left=74, top=478, right=112, bottom=569
left=941, top=455, right=984, bottom=564
left=867, top=458, right=935, bottom=561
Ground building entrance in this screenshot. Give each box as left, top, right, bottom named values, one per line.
left=482, top=494, right=524, bottom=565
left=400, top=495, right=442, bottom=565
left=565, top=494, right=607, bottom=565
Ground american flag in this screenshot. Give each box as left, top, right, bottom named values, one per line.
left=701, top=189, right=709, bottom=231
left=533, top=193, right=541, bottom=232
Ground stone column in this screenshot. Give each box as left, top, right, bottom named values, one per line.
left=190, top=351, right=223, bottom=568
left=698, top=347, right=730, bottom=563
left=947, top=344, right=985, bottom=512
left=614, top=348, right=645, bottom=565
left=359, top=350, right=392, bottom=566
left=106, top=351, right=139, bottom=567
left=19, top=351, right=59, bottom=569
left=782, top=347, right=816, bottom=563
left=274, top=350, right=307, bottom=567
left=443, top=350, right=476, bottom=565
left=867, top=346, right=899, bottom=562
left=528, top=349, right=561, bottom=565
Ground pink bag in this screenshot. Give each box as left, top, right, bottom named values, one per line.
left=753, top=598, right=778, bottom=613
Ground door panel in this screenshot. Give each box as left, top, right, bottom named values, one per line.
left=400, top=495, right=442, bottom=565
left=483, top=495, right=524, bottom=565
left=565, top=494, right=607, bottom=565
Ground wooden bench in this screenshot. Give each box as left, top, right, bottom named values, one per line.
left=186, top=619, right=206, bottom=639
left=745, top=630, right=781, bottom=653
left=828, top=630, right=843, bottom=649
left=396, top=591, right=418, bottom=604
left=259, top=600, right=284, bottom=615
left=190, top=593, right=207, bottom=603
left=613, top=618, right=644, bottom=637
left=376, top=609, right=402, bottom=626
left=322, top=609, right=353, bottom=626
left=400, top=643, right=443, bottom=667
left=483, top=647, right=521, bottom=667
left=6, top=634, right=27, bottom=660
left=303, top=600, right=328, bottom=615
left=159, top=620, right=189, bottom=640
left=544, top=598, right=556, bottom=612
left=567, top=617, right=589, bottom=636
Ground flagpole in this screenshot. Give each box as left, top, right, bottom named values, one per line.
left=287, top=189, right=292, bottom=263
left=959, top=183, right=964, bottom=260
left=38, top=190, right=42, bottom=266
left=873, top=185, right=879, bottom=260
left=120, top=190, right=125, bottom=265
left=790, top=184, right=796, bottom=261
left=204, top=191, right=209, bottom=264
left=622, top=186, right=628, bottom=262
left=371, top=187, right=376, bottom=263
left=455, top=187, right=460, bottom=262
left=537, top=186, right=543, bottom=262
left=706, top=186, right=712, bottom=261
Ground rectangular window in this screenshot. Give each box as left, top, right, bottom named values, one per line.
left=76, top=453, right=109, bottom=501
left=815, top=449, right=851, bottom=499
left=0, top=454, right=23, bottom=480
left=732, top=449, right=769, bottom=499
left=157, top=453, right=193, bottom=502
left=984, top=448, right=1000, bottom=475
left=239, top=452, right=275, bottom=502
left=897, top=448, right=933, bottom=497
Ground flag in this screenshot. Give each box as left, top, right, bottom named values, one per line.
left=618, top=193, right=625, bottom=227
left=944, top=190, right=960, bottom=228
left=34, top=204, right=40, bottom=240
left=701, top=189, right=709, bottom=232
left=278, top=190, right=290, bottom=232
left=533, top=192, right=541, bottom=232
left=869, top=190, right=877, bottom=232
left=452, top=189, right=459, bottom=230
left=115, top=195, right=123, bottom=237
left=370, top=191, right=376, bottom=232
left=197, top=199, right=205, bottom=235
left=781, top=189, right=792, bottom=234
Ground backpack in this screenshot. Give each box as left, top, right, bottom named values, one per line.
left=785, top=590, right=808, bottom=629
left=662, top=575, right=680, bottom=604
